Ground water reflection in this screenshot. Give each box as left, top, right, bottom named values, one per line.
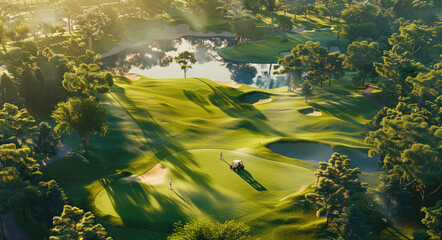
left=102, top=37, right=286, bottom=89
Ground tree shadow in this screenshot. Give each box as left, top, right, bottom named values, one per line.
left=196, top=78, right=286, bottom=136
left=182, top=89, right=213, bottom=114
left=236, top=170, right=267, bottom=192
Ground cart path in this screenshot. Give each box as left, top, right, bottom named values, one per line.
left=363, top=86, right=386, bottom=109
left=40, top=143, right=73, bottom=168
left=279, top=184, right=309, bottom=202
left=2, top=143, right=73, bottom=240
left=1, top=210, right=32, bottom=240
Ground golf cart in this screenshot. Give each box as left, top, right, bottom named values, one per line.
left=230, top=160, right=245, bottom=173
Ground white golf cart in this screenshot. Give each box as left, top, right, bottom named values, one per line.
left=230, top=160, right=245, bottom=172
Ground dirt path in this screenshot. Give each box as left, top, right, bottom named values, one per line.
left=1, top=210, right=32, bottom=240
left=0, top=65, right=9, bottom=76
left=40, top=143, right=73, bottom=168
left=279, top=184, right=309, bottom=202
left=363, top=86, right=385, bottom=109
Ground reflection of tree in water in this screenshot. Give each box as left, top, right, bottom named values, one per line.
left=103, top=37, right=237, bottom=73
left=225, top=62, right=257, bottom=85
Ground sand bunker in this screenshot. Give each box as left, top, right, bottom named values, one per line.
left=306, top=111, right=322, bottom=116
left=217, top=81, right=242, bottom=88
left=279, top=184, right=309, bottom=202
left=253, top=98, right=272, bottom=105
left=291, top=28, right=314, bottom=32
left=124, top=164, right=168, bottom=185
left=241, top=92, right=272, bottom=105
left=299, top=107, right=322, bottom=116
left=123, top=74, right=140, bottom=80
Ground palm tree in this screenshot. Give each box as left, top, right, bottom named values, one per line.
left=226, top=7, right=255, bottom=23
left=217, top=0, right=242, bottom=17
left=265, top=0, right=280, bottom=33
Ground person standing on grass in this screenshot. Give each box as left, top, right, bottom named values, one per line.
left=220, top=151, right=223, bottom=161
left=169, top=178, right=173, bottom=190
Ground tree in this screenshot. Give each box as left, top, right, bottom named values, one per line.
left=0, top=103, right=39, bottom=148
left=168, top=219, right=251, bottom=240
left=62, top=63, right=114, bottom=95
left=50, top=205, right=112, bottom=240
left=306, top=153, right=367, bottom=225
left=174, top=51, right=197, bottom=78
left=54, top=0, right=81, bottom=34
left=399, top=144, right=442, bottom=210
left=52, top=97, right=108, bottom=154
left=330, top=205, right=371, bottom=240
left=301, top=81, right=313, bottom=103
left=326, top=52, right=345, bottom=86
left=76, top=7, right=110, bottom=50
left=7, top=22, right=29, bottom=45
left=421, top=200, right=442, bottom=240
left=275, top=41, right=330, bottom=89
left=231, top=19, right=257, bottom=43
left=31, top=180, right=68, bottom=225
left=0, top=20, right=7, bottom=52
left=345, top=40, right=381, bottom=87
left=341, top=4, right=378, bottom=41
left=33, top=122, right=58, bottom=161
left=372, top=174, right=412, bottom=218
left=388, top=20, right=438, bottom=63
left=0, top=73, right=23, bottom=106
left=278, top=15, right=293, bottom=39
left=265, top=0, right=280, bottom=33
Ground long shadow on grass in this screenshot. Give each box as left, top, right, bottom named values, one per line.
left=196, top=78, right=286, bottom=136
left=109, top=86, right=211, bottom=186
left=236, top=170, right=267, bottom=192
left=99, top=178, right=189, bottom=224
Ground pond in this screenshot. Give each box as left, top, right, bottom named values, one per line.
left=102, top=37, right=287, bottom=89
left=267, top=141, right=382, bottom=172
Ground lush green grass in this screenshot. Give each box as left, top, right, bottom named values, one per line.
left=217, top=31, right=337, bottom=63
left=41, top=74, right=382, bottom=238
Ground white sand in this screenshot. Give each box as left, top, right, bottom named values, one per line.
left=135, top=163, right=168, bottom=185
left=306, top=111, right=322, bottom=116
left=123, top=74, right=140, bottom=80
left=216, top=81, right=242, bottom=88
left=253, top=98, right=272, bottom=105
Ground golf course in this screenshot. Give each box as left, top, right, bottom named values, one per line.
left=41, top=73, right=381, bottom=235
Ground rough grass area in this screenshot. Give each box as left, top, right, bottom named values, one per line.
left=42, top=74, right=380, bottom=238
left=218, top=31, right=337, bottom=63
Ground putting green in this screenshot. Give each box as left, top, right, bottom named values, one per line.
left=95, top=149, right=314, bottom=224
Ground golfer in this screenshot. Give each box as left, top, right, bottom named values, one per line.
left=220, top=151, right=223, bottom=160
left=169, top=178, right=173, bottom=190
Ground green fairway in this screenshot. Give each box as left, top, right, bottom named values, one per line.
left=43, top=74, right=380, bottom=232
left=217, top=31, right=338, bottom=63
left=95, top=149, right=314, bottom=224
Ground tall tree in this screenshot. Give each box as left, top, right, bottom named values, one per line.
left=345, top=40, right=381, bottom=87
left=265, top=0, right=280, bottom=33
left=52, top=97, right=108, bottom=154
left=75, top=7, right=110, bottom=51
left=33, top=122, right=58, bottom=161
left=306, top=153, right=367, bottom=225
left=0, top=20, right=7, bottom=52
left=421, top=200, right=442, bottom=240
left=174, top=51, right=197, bottom=78
left=278, top=15, right=293, bottom=39
left=301, top=81, right=313, bottom=103
left=330, top=205, right=371, bottom=240
left=54, top=0, right=81, bottom=34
